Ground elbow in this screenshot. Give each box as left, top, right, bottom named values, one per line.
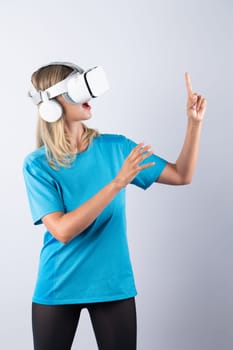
left=54, top=226, right=72, bottom=244
left=176, top=167, right=193, bottom=185
left=50, top=227, right=68, bottom=244
left=174, top=164, right=192, bottom=186
left=182, top=177, right=192, bottom=185
left=51, top=224, right=68, bottom=244
left=60, top=235, right=72, bottom=244
left=58, top=235, right=69, bottom=244
left=42, top=212, right=71, bottom=244
left=54, top=225, right=76, bottom=245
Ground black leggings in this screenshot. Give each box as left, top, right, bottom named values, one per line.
left=32, top=297, right=137, bottom=350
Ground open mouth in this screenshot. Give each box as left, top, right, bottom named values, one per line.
left=82, top=102, right=91, bottom=110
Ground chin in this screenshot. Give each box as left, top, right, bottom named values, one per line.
left=84, top=111, right=92, bottom=118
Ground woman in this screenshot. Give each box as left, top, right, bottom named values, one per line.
left=23, top=62, right=207, bottom=350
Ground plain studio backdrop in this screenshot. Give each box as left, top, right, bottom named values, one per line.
left=0, top=0, right=232, bottom=349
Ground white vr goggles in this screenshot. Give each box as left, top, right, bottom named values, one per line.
left=28, top=61, right=110, bottom=122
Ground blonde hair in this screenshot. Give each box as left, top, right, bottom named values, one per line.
left=31, top=64, right=101, bottom=170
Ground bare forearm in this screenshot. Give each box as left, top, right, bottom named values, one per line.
left=176, top=119, right=203, bottom=183
left=57, top=179, right=123, bottom=243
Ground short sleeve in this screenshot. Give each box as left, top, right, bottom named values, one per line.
left=22, top=158, right=65, bottom=225
left=122, top=135, right=168, bottom=190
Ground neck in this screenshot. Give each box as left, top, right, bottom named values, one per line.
left=64, top=121, right=85, bottom=151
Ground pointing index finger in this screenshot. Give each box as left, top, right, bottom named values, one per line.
left=185, top=72, right=193, bottom=95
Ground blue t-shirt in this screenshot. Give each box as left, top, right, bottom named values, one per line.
left=22, top=133, right=167, bottom=305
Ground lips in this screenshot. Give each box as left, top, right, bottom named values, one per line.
left=82, top=102, right=91, bottom=110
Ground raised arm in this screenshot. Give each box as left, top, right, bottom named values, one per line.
left=156, top=72, right=207, bottom=185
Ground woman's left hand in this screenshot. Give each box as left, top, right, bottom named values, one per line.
left=185, top=72, right=207, bottom=122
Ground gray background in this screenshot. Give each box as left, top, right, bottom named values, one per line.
left=0, top=0, right=232, bottom=349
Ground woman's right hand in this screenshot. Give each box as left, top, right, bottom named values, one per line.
left=114, top=142, right=156, bottom=189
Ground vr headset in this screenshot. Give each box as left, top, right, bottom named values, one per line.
left=28, top=61, right=110, bottom=122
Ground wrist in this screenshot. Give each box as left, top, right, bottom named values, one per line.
left=112, top=178, right=125, bottom=191
left=187, top=117, right=203, bottom=128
